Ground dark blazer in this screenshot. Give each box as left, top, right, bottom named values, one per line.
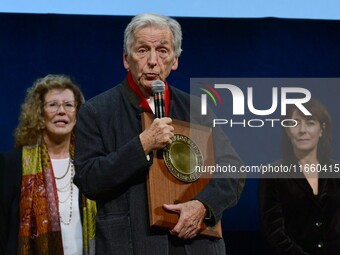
left=74, top=78, right=244, bottom=255
left=0, top=148, right=22, bottom=255
left=259, top=160, right=340, bottom=255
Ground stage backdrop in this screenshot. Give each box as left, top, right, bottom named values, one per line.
left=1, top=13, right=340, bottom=253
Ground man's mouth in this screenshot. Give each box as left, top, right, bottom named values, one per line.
left=143, top=72, right=159, bottom=79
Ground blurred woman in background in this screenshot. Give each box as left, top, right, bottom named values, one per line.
left=259, top=98, right=340, bottom=255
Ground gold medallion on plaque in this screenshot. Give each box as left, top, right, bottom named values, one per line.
left=163, top=134, right=204, bottom=182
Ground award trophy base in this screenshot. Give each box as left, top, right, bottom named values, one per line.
left=141, top=112, right=222, bottom=238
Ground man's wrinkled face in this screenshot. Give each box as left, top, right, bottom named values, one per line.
left=123, top=26, right=178, bottom=97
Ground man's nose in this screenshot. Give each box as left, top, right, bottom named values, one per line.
left=147, top=49, right=158, bottom=67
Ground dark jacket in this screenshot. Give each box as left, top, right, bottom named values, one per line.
left=0, top=148, right=22, bottom=254
left=259, top=160, right=340, bottom=255
left=74, top=79, right=244, bottom=255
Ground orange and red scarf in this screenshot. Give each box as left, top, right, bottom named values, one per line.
left=18, top=142, right=96, bottom=255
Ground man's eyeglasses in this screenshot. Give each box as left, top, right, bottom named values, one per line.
left=44, top=101, right=77, bottom=113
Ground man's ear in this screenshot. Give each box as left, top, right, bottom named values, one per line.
left=171, top=56, right=179, bottom=71
left=123, top=51, right=130, bottom=70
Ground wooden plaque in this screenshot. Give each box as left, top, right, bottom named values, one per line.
left=141, top=112, right=222, bottom=238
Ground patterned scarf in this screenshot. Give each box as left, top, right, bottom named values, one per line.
left=18, top=142, right=96, bottom=255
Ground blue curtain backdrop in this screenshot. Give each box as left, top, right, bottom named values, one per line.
left=1, top=13, right=340, bottom=254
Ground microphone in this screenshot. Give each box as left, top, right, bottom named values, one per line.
left=151, top=80, right=165, bottom=118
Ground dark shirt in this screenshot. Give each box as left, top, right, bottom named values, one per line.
left=259, top=160, right=340, bottom=255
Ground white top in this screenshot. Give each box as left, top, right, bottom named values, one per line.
left=52, top=158, right=83, bottom=255
left=147, top=96, right=155, bottom=114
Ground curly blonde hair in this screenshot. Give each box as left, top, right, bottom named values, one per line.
left=14, top=74, right=85, bottom=147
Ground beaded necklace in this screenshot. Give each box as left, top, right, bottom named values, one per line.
left=54, top=159, right=75, bottom=225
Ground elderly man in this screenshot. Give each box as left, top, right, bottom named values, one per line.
left=74, top=13, right=244, bottom=255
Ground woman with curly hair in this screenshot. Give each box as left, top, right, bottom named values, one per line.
left=0, top=74, right=96, bottom=255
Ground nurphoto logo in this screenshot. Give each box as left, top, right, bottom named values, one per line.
left=197, top=81, right=312, bottom=128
